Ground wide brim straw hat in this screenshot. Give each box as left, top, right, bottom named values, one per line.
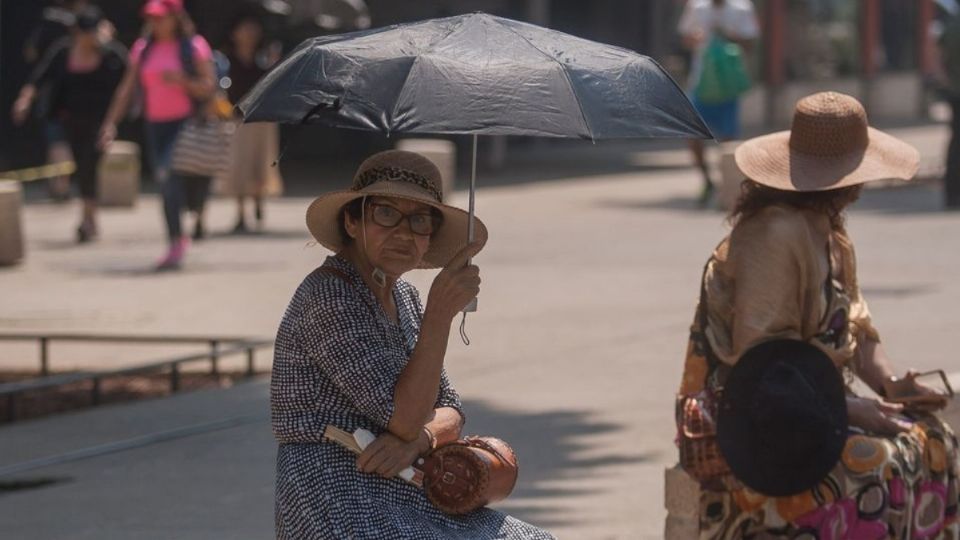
left=305, top=150, right=487, bottom=269
left=735, top=92, right=919, bottom=192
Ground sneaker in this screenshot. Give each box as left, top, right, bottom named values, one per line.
left=156, top=237, right=189, bottom=271
left=231, top=219, right=249, bottom=235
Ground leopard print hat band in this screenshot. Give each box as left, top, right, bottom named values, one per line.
left=354, top=166, right=443, bottom=203
left=305, top=150, right=487, bottom=269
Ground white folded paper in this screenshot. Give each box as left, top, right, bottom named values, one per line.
left=353, top=428, right=423, bottom=485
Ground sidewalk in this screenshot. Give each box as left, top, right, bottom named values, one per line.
left=1, top=382, right=956, bottom=539
left=0, top=381, right=274, bottom=540
left=1, top=121, right=958, bottom=538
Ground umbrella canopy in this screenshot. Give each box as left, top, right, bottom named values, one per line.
left=238, top=12, right=712, bottom=140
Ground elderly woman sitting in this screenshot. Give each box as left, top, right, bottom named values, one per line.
left=271, top=150, right=553, bottom=539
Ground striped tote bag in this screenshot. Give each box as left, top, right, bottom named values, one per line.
left=170, top=118, right=236, bottom=178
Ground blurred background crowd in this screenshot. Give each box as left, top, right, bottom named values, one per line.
left=4, top=0, right=959, bottom=163
left=1, top=0, right=959, bottom=264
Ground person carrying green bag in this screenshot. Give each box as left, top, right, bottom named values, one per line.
left=695, top=34, right=752, bottom=105
left=678, top=0, right=759, bottom=207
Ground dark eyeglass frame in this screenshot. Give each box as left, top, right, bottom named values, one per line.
left=367, top=202, right=440, bottom=236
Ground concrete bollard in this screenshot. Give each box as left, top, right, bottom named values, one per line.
left=717, top=142, right=745, bottom=212
left=664, top=465, right=702, bottom=539
left=665, top=515, right=700, bottom=539
left=0, top=180, right=25, bottom=266
left=98, top=141, right=141, bottom=207
left=395, top=139, right=456, bottom=200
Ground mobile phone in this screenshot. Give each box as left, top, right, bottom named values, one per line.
left=886, top=369, right=954, bottom=407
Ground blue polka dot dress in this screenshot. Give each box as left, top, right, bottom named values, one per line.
left=271, top=255, right=554, bottom=539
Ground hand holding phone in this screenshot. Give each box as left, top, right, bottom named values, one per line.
left=883, top=369, right=954, bottom=412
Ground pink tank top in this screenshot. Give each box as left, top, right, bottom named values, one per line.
left=130, top=35, right=212, bottom=122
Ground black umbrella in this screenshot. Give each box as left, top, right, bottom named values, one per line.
left=240, top=12, right=708, bottom=137
left=238, top=12, right=711, bottom=309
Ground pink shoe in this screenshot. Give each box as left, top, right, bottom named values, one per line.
left=155, top=237, right=189, bottom=271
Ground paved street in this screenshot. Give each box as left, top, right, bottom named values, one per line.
left=1, top=125, right=959, bottom=539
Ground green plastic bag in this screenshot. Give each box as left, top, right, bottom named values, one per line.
left=695, top=36, right=751, bottom=105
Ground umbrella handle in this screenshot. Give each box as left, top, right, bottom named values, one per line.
left=463, top=134, right=479, bottom=313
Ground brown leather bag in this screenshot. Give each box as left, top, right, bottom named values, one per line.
left=421, top=436, right=518, bottom=515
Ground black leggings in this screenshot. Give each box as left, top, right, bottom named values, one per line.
left=181, top=174, right=212, bottom=214
left=64, top=115, right=102, bottom=200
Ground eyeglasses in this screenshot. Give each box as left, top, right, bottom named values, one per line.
left=368, top=203, right=439, bottom=236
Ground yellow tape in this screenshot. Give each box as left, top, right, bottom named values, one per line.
left=0, top=162, right=76, bottom=182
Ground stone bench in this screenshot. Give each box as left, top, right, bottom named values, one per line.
left=97, top=141, right=141, bottom=208
left=0, top=180, right=25, bottom=266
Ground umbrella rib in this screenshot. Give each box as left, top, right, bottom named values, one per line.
left=387, top=18, right=470, bottom=131
left=500, top=24, right=593, bottom=141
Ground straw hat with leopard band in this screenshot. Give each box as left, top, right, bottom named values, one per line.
left=734, top=92, right=919, bottom=192
left=306, top=150, right=488, bottom=269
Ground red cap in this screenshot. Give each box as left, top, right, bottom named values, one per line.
left=142, top=0, right=184, bottom=17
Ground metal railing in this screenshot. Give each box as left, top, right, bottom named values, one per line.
left=0, top=333, right=268, bottom=376
left=0, top=333, right=273, bottom=422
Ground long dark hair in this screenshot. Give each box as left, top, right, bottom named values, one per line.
left=730, top=179, right=863, bottom=230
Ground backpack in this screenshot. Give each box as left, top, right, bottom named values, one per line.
left=695, top=36, right=752, bottom=105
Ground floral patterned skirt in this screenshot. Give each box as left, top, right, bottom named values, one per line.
left=700, top=413, right=960, bottom=539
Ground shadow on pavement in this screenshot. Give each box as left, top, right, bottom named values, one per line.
left=851, top=183, right=949, bottom=215
left=597, top=183, right=957, bottom=217
left=201, top=229, right=310, bottom=241
left=274, top=138, right=694, bottom=197
left=461, top=399, right=652, bottom=528
left=595, top=195, right=709, bottom=214
left=61, top=260, right=296, bottom=277
left=859, top=284, right=939, bottom=299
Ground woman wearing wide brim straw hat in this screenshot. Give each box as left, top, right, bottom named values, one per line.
left=304, top=150, right=485, bottom=270
left=270, top=150, right=554, bottom=539
left=676, top=92, right=958, bottom=536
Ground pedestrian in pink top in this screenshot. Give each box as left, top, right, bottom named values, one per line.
left=99, top=0, right=215, bottom=270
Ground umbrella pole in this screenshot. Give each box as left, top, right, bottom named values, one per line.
left=463, top=134, right=478, bottom=313
left=468, top=134, right=477, bottom=243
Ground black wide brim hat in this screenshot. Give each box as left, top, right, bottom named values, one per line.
left=717, top=339, right=848, bottom=497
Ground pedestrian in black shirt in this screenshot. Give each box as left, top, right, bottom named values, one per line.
left=12, top=6, right=127, bottom=242
left=22, top=0, right=88, bottom=201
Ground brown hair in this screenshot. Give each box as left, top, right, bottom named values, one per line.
left=730, top=179, right=863, bottom=230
